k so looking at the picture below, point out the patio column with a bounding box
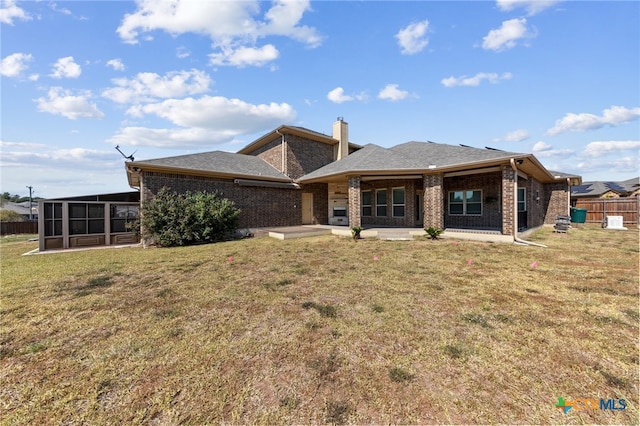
[347,175,361,228]
[423,173,444,229]
[502,165,516,236]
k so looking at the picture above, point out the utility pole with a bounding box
[26,185,33,221]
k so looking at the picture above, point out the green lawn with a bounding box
[1,226,638,424]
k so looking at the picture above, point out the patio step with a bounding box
[267,226,332,240]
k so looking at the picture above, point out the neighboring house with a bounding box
[571,177,640,199]
[124,118,581,242]
[0,200,38,220]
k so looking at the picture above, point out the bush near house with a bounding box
[0,210,24,222]
[140,188,240,247]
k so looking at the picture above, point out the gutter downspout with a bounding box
[276,129,285,175]
[510,158,547,248]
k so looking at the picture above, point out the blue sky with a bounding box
[1,0,638,199]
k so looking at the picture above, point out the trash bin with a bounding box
[570,207,587,223]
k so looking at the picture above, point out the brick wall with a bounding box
[443,172,503,231]
[251,139,283,174]
[301,183,329,224]
[423,174,444,230]
[285,134,335,179]
[142,171,301,228]
[501,166,515,235]
[544,182,569,224]
[360,179,418,227]
[525,177,546,228]
[245,134,334,179]
[347,176,361,227]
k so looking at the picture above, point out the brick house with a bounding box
[125,118,581,241]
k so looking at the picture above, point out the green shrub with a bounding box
[425,226,443,240]
[351,226,363,240]
[140,188,240,247]
[0,210,24,222]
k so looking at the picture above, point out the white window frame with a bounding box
[392,187,405,217]
[449,189,482,216]
[376,189,387,217]
[361,190,372,217]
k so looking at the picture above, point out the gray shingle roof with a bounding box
[298,141,525,181]
[132,151,291,181]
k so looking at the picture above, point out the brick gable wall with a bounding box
[244,134,335,180]
[251,139,283,174]
[285,135,334,179]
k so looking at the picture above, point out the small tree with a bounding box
[140,188,240,247]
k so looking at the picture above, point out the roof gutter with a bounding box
[510,158,546,248]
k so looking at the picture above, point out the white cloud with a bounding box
[377,84,410,101]
[531,141,574,157]
[0,52,32,77]
[117,0,321,67]
[0,0,31,25]
[261,0,322,47]
[496,128,529,142]
[0,140,47,150]
[106,58,125,71]
[106,127,239,149]
[327,87,350,104]
[130,96,295,129]
[532,141,552,152]
[0,145,117,168]
[547,106,640,135]
[102,69,211,104]
[209,44,279,68]
[441,72,512,88]
[395,20,429,55]
[583,140,640,157]
[35,87,105,120]
[496,0,561,16]
[49,2,72,16]
[327,87,366,104]
[177,47,191,59]
[50,56,82,79]
[482,18,535,51]
[109,95,296,148]
[574,156,639,175]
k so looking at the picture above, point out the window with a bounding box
[392,187,405,217]
[518,188,526,212]
[44,202,63,236]
[69,203,104,235]
[361,191,372,216]
[449,190,482,215]
[111,205,139,233]
[376,189,387,217]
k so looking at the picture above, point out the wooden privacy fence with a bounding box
[1,221,38,235]
[574,197,639,225]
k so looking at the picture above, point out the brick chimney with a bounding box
[333,117,349,161]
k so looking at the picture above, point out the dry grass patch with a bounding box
[0,226,638,424]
